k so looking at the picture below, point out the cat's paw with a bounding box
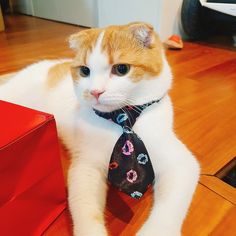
[73,223,108,236]
[137,224,181,236]
[137,229,181,236]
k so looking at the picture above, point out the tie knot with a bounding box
[94,100,160,128]
[115,110,136,128]
[94,107,139,128]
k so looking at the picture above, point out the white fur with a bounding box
[0,32,200,236]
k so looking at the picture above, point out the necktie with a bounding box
[94,100,160,199]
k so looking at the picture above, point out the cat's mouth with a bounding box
[91,94,127,112]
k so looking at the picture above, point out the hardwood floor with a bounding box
[0,14,84,75]
[1,14,235,236]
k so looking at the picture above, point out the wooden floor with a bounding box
[1,14,236,236]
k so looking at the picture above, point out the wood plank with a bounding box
[209,207,236,236]
[173,104,236,174]
[170,74,236,174]
[171,76,236,114]
[169,42,236,174]
[44,183,235,236]
[200,175,236,205]
[188,58,236,82]
[106,186,153,236]
[182,184,234,236]
[167,45,236,77]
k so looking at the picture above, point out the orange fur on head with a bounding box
[47,61,71,88]
[69,28,102,65]
[69,22,163,82]
[69,28,102,82]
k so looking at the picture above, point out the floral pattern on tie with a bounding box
[122,140,134,155]
[109,161,119,170]
[137,153,149,165]
[131,191,143,199]
[126,169,138,183]
[116,113,129,124]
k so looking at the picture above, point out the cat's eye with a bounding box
[79,66,90,77]
[112,64,130,76]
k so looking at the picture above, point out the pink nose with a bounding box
[90,90,104,100]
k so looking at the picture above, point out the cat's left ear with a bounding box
[128,22,155,48]
[68,31,87,51]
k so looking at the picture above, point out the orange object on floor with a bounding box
[164,34,183,49]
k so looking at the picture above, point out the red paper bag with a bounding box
[0,100,67,236]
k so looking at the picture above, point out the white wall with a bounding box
[12,0,98,27]
[159,0,184,39]
[98,0,183,40]
[98,0,162,32]
[56,0,98,27]
[32,0,97,27]
[11,0,34,15]
[32,0,58,20]
[11,0,184,39]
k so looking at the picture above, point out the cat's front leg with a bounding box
[68,153,108,236]
[137,139,200,236]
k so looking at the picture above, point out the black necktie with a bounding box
[94,100,160,199]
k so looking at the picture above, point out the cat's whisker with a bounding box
[122,100,142,114]
[111,93,137,111]
[123,103,141,115]
[126,97,155,112]
[121,107,133,127]
[119,101,141,126]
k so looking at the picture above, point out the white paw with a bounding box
[73,223,108,236]
[137,224,181,236]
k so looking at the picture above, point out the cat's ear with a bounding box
[68,31,87,51]
[128,22,155,48]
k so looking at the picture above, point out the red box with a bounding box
[0,100,67,235]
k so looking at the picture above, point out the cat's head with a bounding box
[69,22,172,112]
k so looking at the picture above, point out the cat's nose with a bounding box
[90,90,105,100]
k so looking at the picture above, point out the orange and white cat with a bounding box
[0,22,200,236]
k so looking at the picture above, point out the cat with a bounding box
[0,22,200,236]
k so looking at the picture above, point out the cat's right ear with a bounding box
[68,31,87,51]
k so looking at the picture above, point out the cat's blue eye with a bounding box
[112,64,130,76]
[79,66,90,77]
